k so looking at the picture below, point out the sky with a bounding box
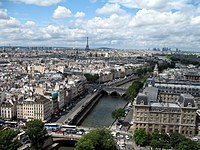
[0,0,200,51]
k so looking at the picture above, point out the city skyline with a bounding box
[1,0,200,51]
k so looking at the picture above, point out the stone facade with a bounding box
[133,87,197,136]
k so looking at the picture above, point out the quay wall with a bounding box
[69,93,102,125]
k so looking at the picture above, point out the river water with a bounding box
[81,95,127,128]
[58,80,133,149]
[58,95,127,150]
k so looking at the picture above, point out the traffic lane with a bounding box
[56,93,93,123]
[124,108,133,123]
[57,92,99,124]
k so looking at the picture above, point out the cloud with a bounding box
[191,16,200,25]
[96,3,125,14]
[109,0,196,12]
[53,6,72,18]
[1,2,200,50]
[0,9,9,19]
[74,11,85,18]
[10,0,62,6]
[25,21,36,27]
[129,9,187,27]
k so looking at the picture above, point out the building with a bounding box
[184,71,200,81]
[0,101,16,120]
[133,87,197,136]
[17,94,52,122]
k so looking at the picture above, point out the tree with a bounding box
[178,139,199,150]
[169,132,186,149]
[25,119,47,150]
[150,139,161,149]
[75,128,116,150]
[76,139,95,150]
[151,131,170,149]
[84,73,99,83]
[133,128,151,147]
[125,80,143,100]
[0,128,21,150]
[112,108,125,120]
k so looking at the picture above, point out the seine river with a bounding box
[81,95,127,127]
[58,80,133,149]
[59,95,127,150]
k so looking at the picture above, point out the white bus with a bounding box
[44,123,59,130]
[60,124,77,130]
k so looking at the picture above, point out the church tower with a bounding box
[153,64,159,77]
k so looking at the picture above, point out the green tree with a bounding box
[25,119,47,150]
[178,139,199,150]
[151,131,170,149]
[84,73,99,83]
[169,132,186,149]
[112,108,125,120]
[133,128,151,147]
[150,139,161,149]
[0,128,21,150]
[125,80,143,100]
[75,128,116,150]
[76,139,95,150]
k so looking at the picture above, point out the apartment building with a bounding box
[17,94,52,122]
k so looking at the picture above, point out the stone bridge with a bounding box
[101,86,127,96]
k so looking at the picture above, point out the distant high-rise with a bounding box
[85,37,90,51]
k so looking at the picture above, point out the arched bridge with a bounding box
[101,86,127,96]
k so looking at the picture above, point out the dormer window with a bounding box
[141,100,144,105]
[188,102,191,107]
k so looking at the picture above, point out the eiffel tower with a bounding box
[85,37,90,51]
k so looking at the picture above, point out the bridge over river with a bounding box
[56,75,138,126]
[101,86,127,96]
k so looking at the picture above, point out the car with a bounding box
[120,134,124,138]
[192,137,199,142]
[76,131,83,135]
[125,135,130,140]
[121,143,125,147]
[129,121,133,125]
[57,129,65,133]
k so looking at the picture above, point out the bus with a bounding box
[4,121,18,128]
[60,124,77,133]
[60,124,77,130]
[44,123,59,130]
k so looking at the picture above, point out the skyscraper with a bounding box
[85,37,90,51]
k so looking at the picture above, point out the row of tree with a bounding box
[125,80,143,100]
[112,108,125,120]
[167,54,200,66]
[134,128,200,150]
[158,62,175,72]
[135,66,153,77]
